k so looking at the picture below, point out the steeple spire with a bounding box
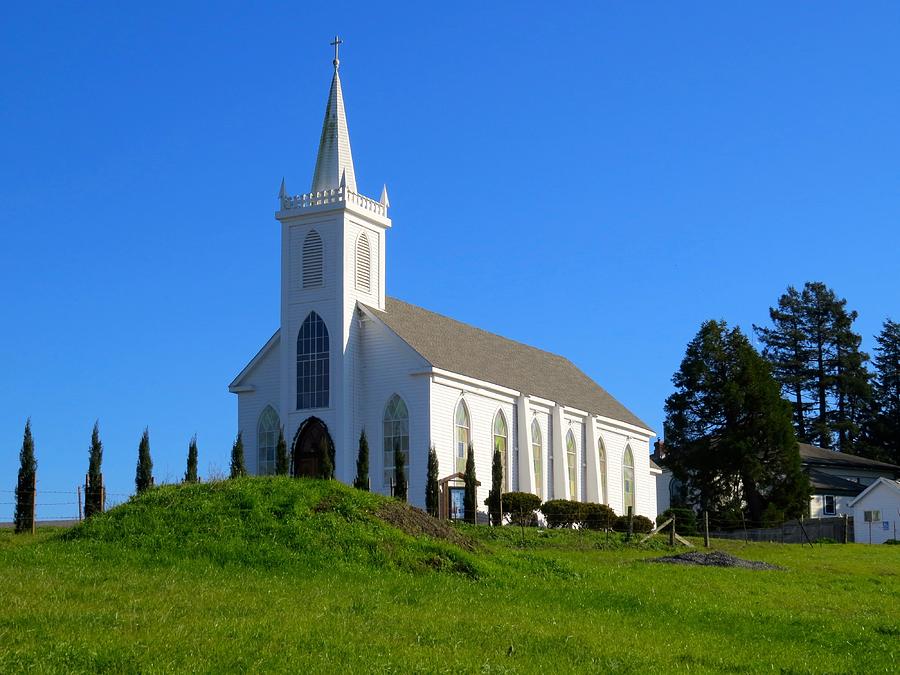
[311,36,357,194]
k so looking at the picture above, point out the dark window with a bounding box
[824,495,836,516]
[297,312,329,409]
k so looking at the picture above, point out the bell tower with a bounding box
[275,37,391,480]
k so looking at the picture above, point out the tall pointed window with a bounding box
[355,232,371,292]
[383,394,409,492]
[257,406,280,476]
[297,311,329,409]
[566,430,577,500]
[493,411,509,491]
[302,230,324,288]
[531,419,543,499]
[455,400,470,473]
[623,446,635,513]
[598,437,607,504]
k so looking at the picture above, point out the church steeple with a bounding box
[311,36,357,194]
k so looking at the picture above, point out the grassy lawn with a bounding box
[0,479,897,673]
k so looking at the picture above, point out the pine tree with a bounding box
[85,421,104,516]
[275,427,289,476]
[14,419,36,534]
[869,319,900,464]
[463,443,477,524]
[425,445,439,517]
[354,430,369,490]
[230,431,246,478]
[135,428,154,494]
[665,320,809,523]
[486,447,503,526]
[184,435,199,483]
[394,442,407,501]
[317,434,334,479]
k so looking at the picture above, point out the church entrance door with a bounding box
[292,417,332,478]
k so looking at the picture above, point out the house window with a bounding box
[383,394,409,492]
[302,230,324,288]
[355,232,371,292]
[257,406,280,476]
[823,495,836,516]
[493,411,509,492]
[296,311,329,409]
[531,419,542,499]
[863,510,881,522]
[623,445,635,513]
[455,399,470,473]
[566,430,577,500]
[598,437,607,504]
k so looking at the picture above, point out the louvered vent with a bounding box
[302,230,324,288]
[355,232,371,293]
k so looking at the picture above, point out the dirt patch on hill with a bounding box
[376,501,474,551]
[649,550,781,570]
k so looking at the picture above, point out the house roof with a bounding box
[229,330,280,390]
[367,297,651,431]
[806,468,865,496]
[848,476,900,508]
[798,443,900,473]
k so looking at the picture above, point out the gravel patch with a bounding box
[648,550,781,570]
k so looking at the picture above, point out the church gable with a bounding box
[229,330,280,392]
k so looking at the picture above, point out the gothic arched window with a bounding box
[623,446,635,513]
[383,394,409,492]
[355,232,371,293]
[257,405,280,476]
[493,410,509,491]
[455,400,470,473]
[598,437,608,504]
[566,430,577,500]
[302,229,324,288]
[296,311,329,409]
[531,419,543,499]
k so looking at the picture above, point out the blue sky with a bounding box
[2,2,898,519]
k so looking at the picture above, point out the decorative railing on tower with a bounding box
[280,186,387,218]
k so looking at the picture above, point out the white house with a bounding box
[850,478,900,545]
[229,45,657,520]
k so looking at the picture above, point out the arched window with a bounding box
[493,411,509,492]
[296,311,329,409]
[383,394,409,492]
[623,446,635,514]
[531,419,543,499]
[598,437,608,504]
[566,430,577,500]
[355,232,371,293]
[257,406,280,476]
[302,230,324,288]
[455,399,470,473]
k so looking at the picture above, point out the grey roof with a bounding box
[368,297,651,431]
[806,468,865,496]
[799,443,900,473]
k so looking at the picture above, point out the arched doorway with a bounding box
[292,417,334,478]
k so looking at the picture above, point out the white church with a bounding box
[229,44,658,520]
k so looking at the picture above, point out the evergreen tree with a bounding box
[14,419,36,534]
[184,435,199,483]
[229,431,246,479]
[135,428,154,494]
[394,442,407,501]
[354,430,369,490]
[85,421,104,516]
[486,447,503,526]
[463,443,477,524]
[869,319,900,464]
[425,445,439,517]
[665,320,809,523]
[275,427,289,476]
[317,434,334,479]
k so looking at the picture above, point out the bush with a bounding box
[884,539,900,545]
[657,507,698,536]
[613,514,653,534]
[501,492,542,526]
[814,537,838,544]
[541,499,583,528]
[581,503,617,530]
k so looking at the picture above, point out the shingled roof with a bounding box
[798,443,900,473]
[367,297,651,431]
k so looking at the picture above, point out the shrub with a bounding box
[353,430,369,490]
[502,492,541,526]
[814,537,838,544]
[884,539,900,545]
[425,446,439,517]
[614,514,653,534]
[541,499,582,528]
[582,503,617,530]
[657,507,698,536]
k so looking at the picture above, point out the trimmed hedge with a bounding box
[656,507,698,536]
[501,492,542,526]
[540,500,583,528]
[581,503,618,530]
[613,514,654,534]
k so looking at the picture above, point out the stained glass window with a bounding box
[623,446,635,513]
[296,312,329,409]
[493,411,508,491]
[257,406,280,476]
[566,430,577,500]
[383,394,409,491]
[455,400,470,473]
[531,419,542,499]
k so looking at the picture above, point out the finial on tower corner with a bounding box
[330,35,343,70]
[379,184,390,208]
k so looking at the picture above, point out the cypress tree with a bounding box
[394,442,407,501]
[135,428,154,494]
[425,445,439,517]
[354,430,369,489]
[184,435,199,483]
[14,419,36,534]
[230,431,246,479]
[486,447,502,525]
[85,421,103,516]
[317,434,334,480]
[870,319,900,464]
[275,427,289,476]
[463,443,477,524]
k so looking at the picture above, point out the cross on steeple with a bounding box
[330,35,343,70]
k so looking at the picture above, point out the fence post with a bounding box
[100,473,106,513]
[842,514,849,544]
[669,513,676,547]
[77,485,83,521]
[703,511,710,548]
[626,506,633,542]
[30,472,36,535]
